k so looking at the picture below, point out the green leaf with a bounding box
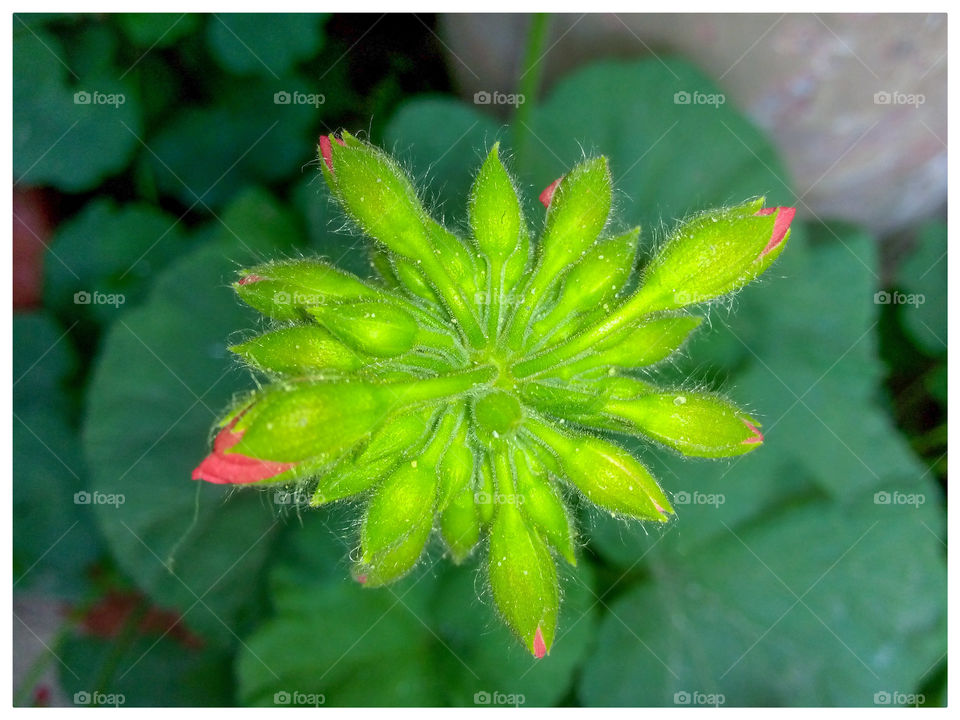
[14,312,101,599]
[206,13,327,77]
[43,198,188,324]
[237,517,445,706]
[13,24,143,190]
[116,13,200,48]
[896,219,946,355]
[82,190,300,644]
[579,497,946,705]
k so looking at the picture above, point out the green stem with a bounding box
[390,364,496,404]
[418,252,487,348]
[492,444,518,496]
[487,259,504,341]
[514,13,551,167]
[512,285,658,378]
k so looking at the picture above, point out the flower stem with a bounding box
[390,364,496,404]
[512,285,658,378]
[514,13,551,168]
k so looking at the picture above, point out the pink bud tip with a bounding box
[192,415,297,484]
[237,274,264,286]
[319,135,334,173]
[741,418,764,444]
[652,500,666,514]
[533,626,547,659]
[539,177,563,208]
[355,574,368,585]
[755,206,796,258]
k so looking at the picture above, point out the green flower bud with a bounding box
[230,325,364,376]
[604,392,764,458]
[469,143,524,263]
[537,157,612,280]
[513,449,576,565]
[235,259,378,321]
[311,407,437,505]
[488,502,559,659]
[308,301,420,358]
[550,315,702,380]
[437,408,474,511]
[525,418,673,522]
[440,481,481,563]
[532,227,639,341]
[357,409,459,585]
[321,131,431,260]
[638,200,795,311]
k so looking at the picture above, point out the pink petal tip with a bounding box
[533,626,547,659]
[355,574,367,585]
[192,416,297,485]
[539,177,563,208]
[755,206,796,258]
[237,274,264,286]
[741,418,764,445]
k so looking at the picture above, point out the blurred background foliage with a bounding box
[13,12,946,707]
